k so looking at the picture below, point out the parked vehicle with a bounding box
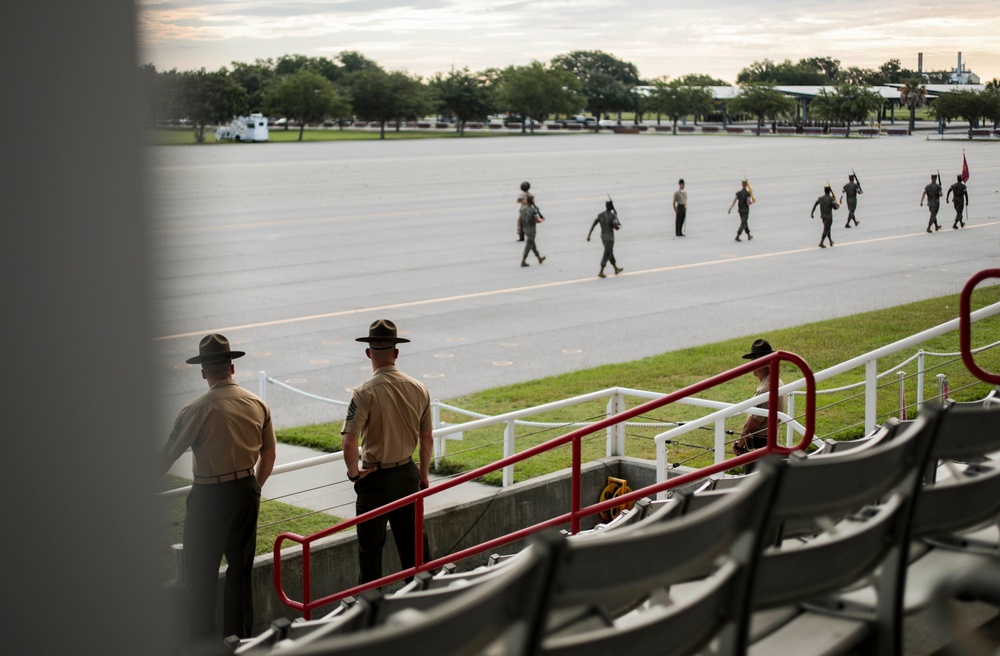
[215,114,269,142]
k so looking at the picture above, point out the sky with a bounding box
[138,0,1000,84]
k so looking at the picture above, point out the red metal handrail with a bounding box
[960,268,1000,385]
[274,350,816,619]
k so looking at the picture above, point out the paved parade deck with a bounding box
[151,133,999,509]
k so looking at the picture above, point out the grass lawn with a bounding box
[160,474,345,575]
[274,286,1000,486]
[147,126,565,146]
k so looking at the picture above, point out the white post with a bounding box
[259,371,268,402]
[785,394,796,447]
[656,442,669,501]
[916,351,925,412]
[865,359,878,435]
[503,420,516,487]
[897,371,907,421]
[936,374,949,406]
[606,391,625,457]
[714,418,726,463]
[432,401,443,471]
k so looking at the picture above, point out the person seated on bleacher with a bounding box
[734,339,786,472]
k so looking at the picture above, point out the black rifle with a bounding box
[607,195,621,226]
[852,168,863,193]
[528,195,544,220]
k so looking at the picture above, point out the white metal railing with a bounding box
[159,300,1000,500]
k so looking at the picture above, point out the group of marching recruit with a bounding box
[515,157,973,270]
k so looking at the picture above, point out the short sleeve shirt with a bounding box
[164,379,276,478]
[950,182,967,204]
[736,189,751,213]
[816,194,837,220]
[673,189,688,208]
[519,204,538,234]
[342,365,432,465]
[925,183,942,206]
[594,210,619,241]
[843,181,860,201]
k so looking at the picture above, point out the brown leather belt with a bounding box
[363,456,412,470]
[194,468,255,484]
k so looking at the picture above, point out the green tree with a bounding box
[551,50,640,129]
[728,83,796,134]
[647,79,714,134]
[737,57,839,86]
[899,79,926,134]
[273,55,341,83]
[265,70,350,141]
[496,62,582,133]
[876,58,917,84]
[809,84,883,137]
[349,68,431,139]
[932,89,999,138]
[229,59,276,113]
[676,73,729,87]
[177,68,248,143]
[840,66,883,86]
[337,51,381,75]
[430,67,494,136]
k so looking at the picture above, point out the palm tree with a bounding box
[899,79,926,134]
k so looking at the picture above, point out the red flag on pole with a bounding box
[961,153,970,182]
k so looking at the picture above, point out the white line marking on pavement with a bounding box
[154,221,1000,341]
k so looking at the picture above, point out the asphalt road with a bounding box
[149,131,1000,443]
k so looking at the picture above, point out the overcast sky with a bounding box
[138,0,999,84]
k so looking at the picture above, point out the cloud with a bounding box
[137,0,1000,81]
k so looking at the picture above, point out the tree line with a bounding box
[140,52,1000,142]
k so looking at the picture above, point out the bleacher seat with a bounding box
[830,403,1000,626]
[539,460,782,656]
[744,411,941,655]
[271,539,558,655]
[236,599,373,654]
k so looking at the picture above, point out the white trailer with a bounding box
[215,113,269,142]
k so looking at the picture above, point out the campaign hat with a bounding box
[185,333,245,365]
[742,339,775,360]
[356,319,410,344]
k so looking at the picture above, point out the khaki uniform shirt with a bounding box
[750,374,787,440]
[164,379,276,478]
[342,365,432,466]
[673,189,687,208]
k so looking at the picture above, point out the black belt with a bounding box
[363,456,412,470]
[194,468,255,484]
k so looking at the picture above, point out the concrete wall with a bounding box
[170,456,702,635]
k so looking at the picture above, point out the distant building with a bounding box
[948,52,980,85]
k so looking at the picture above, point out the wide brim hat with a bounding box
[356,319,410,344]
[742,338,774,360]
[186,333,246,365]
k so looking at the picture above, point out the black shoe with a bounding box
[819,243,826,248]
[735,236,741,242]
[538,255,546,264]
[521,261,529,267]
[614,266,623,275]
[748,234,753,240]
[961,221,966,227]
[598,270,606,278]
[935,224,941,231]
[927,228,932,233]
[845,224,852,228]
